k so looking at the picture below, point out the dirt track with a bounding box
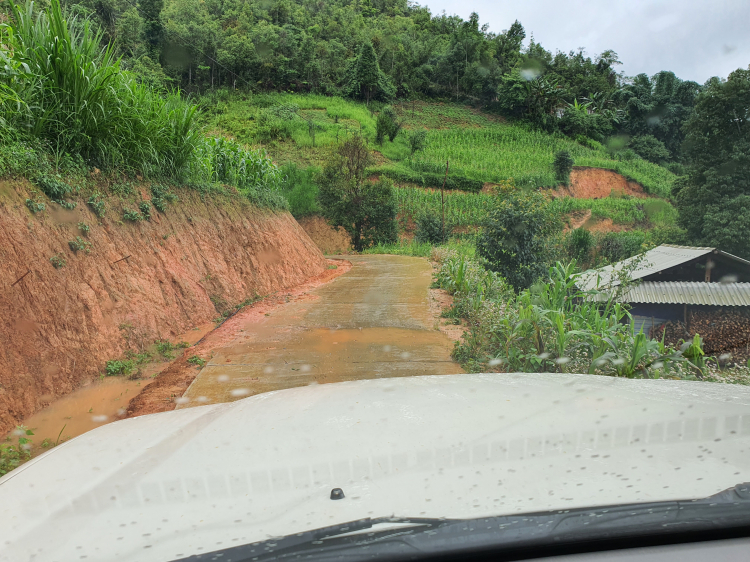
[173,255,464,410]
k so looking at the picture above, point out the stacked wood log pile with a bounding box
[651,307,750,364]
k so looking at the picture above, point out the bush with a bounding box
[49,253,66,269]
[25,198,45,213]
[78,222,90,236]
[35,174,71,200]
[407,129,428,155]
[552,150,574,185]
[629,135,671,164]
[87,195,106,217]
[415,213,450,245]
[68,236,91,254]
[375,167,483,193]
[150,184,177,213]
[122,208,143,221]
[596,231,647,262]
[105,359,135,376]
[477,189,560,292]
[187,355,206,367]
[567,227,594,264]
[139,201,151,220]
[375,106,400,145]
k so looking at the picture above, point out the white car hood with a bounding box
[2,373,750,562]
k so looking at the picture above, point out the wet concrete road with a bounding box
[181,255,463,406]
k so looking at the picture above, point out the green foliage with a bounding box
[343,41,395,105]
[318,136,397,251]
[187,355,206,367]
[567,228,594,263]
[139,201,152,220]
[68,236,91,254]
[477,189,561,292]
[25,198,46,213]
[155,339,175,359]
[49,253,66,269]
[629,135,671,164]
[77,222,90,236]
[0,0,201,177]
[362,239,433,257]
[279,163,320,217]
[407,129,428,155]
[415,213,450,245]
[105,359,135,376]
[552,150,574,185]
[394,186,489,228]
[87,194,106,217]
[375,106,401,145]
[597,231,647,262]
[150,184,177,213]
[0,427,34,476]
[673,68,750,258]
[122,207,143,222]
[35,174,71,200]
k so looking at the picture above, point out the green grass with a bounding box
[550,195,678,227]
[200,93,676,198]
[394,186,492,228]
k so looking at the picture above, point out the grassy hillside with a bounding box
[198,92,676,198]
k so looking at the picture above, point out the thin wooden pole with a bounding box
[441,160,449,236]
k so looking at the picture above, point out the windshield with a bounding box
[1,0,749,561]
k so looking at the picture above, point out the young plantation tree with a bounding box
[343,41,395,105]
[477,189,560,292]
[673,68,750,258]
[318,136,397,251]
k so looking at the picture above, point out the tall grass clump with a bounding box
[0,0,202,176]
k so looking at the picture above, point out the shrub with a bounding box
[105,359,135,376]
[87,194,106,217]
[375,106,400,145]
[187,355,206,367]
[122,207,143,221]
[407,129,428,155]
[415,213,450,245]
[477,189,561,292]
[35,174,71,200]
[68,236,91,254]
[49,253,66,269]
[139,201,151,220]
[25,198,45,213]
[150,184,177,213]
[155,339,175,359]
[567,227,594,264]
[596,231,647,262]
[78,222,90,236]
[552,150,574,185]
[629,135,671,164]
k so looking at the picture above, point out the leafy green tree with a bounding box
[477,189,560,292]
[318,136,397,251]
[407,129,427,155]
[673,67,750,258]
[628,135,670,163]
[375,106,400,145]
[343,41,395,105]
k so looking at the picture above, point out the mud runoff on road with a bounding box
[179,255,463,409]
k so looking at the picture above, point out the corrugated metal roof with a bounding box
[577,245,750,292]
[621,281,750,306]
[576,245,714,291]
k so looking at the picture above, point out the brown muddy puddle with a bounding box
[8,322,216,450]
[10,377,143,452]
[180,326,462,407]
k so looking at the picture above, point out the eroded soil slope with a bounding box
[0,179,327,433]
[565,167,648,199]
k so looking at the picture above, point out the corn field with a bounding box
[394,186,492,227]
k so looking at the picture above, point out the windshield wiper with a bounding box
[176,483,750,562]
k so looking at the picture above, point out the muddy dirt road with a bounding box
[180,255,463,407]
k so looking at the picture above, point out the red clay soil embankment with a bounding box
[560,167,648,199]
[0,179,327,434]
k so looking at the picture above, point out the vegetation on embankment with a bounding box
[200,92,676,196]
[0,176,326,437]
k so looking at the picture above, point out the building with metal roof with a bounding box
[577,245,750,334]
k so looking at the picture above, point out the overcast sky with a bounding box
[422,0,749,84]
